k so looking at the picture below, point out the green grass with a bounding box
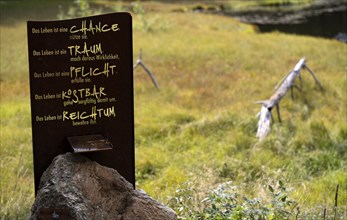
[0,100,33,219]
[1,1,346,219]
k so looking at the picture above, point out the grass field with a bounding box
[1,1,346,219]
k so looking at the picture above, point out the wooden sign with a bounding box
[27,13,134,193]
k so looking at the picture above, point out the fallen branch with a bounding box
[256,57,322,140]
[133,49,160,90]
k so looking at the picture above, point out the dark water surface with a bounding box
[256,9,347,39]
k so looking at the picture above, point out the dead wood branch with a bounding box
[256,57,322,140]
[133,49,160,90]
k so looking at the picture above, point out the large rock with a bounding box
[30,153,177,220]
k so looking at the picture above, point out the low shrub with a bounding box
[170,180,298,219]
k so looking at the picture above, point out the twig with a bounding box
[323,207,327,220]
[290,86,294,100]
[303,64,324,91]
[276,104,281,122]
[334,184,339,220]
[133,49,160,90]
[295,207,300,220]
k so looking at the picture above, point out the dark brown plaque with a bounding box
[67,134,113,153]
[27,13,134,193]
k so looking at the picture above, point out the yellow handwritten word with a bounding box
[68,42,102,57]
[62,85,106,103]
[70,20,119,35]
[70,62,116,78]
[62,106,116,121]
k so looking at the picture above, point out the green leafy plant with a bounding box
[169,184,199,219]
[267,180,297,219]
[170,181,298,220]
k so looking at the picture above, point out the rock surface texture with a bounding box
[30,153,177,220]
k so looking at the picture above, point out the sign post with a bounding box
[27,13,134,193]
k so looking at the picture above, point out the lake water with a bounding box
[256,9,347,39]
